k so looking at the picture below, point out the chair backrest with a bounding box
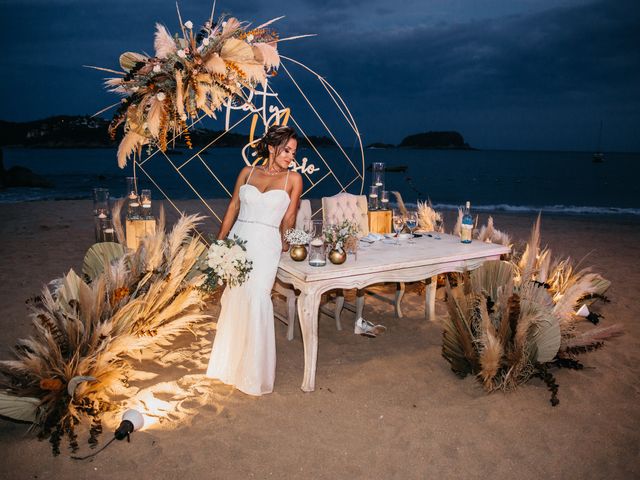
[322,193,369,236]
[295,199,312,230]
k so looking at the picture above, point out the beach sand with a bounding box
[0,200,639,480]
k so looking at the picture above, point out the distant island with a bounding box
[0,115,336,149]
[0,116,473,151]
[366,131,473,150]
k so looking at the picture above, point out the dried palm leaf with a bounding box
[119,52,148,72]
[82,242,126,282]
[252,43,280,70]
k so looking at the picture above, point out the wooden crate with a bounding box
[125,218,157,250]
[368,210,392,234]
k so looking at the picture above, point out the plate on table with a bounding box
[384,233,412,241]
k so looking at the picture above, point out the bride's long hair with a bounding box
[254,125,297,160]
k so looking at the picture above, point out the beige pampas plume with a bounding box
[416,200,443,232]
[477,216,512,247]
[117,131,146,168]
[146,97,164,138]
[154,23,177,59]
[453,208,463,237]
[391,191,407,215]
[111,199,126,245]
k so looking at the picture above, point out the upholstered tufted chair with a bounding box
[321,192,405,329]
[321,193,369,237]
[273,199,311,340]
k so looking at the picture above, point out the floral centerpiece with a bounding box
[323,219,358,252]
[284,228,311,261]
[284,228,311,246]
[93,9,287,167]
[201,236,253,292]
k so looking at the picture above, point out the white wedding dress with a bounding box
[206,168,290,395]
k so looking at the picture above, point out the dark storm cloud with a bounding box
[0,0,638,149]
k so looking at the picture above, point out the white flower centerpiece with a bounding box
[201,236,253,292]
[284,228,312,261]
[323,220,359,264]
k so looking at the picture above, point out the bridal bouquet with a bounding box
[201,236,253,292]
[323,220,359,251]
[284,228,311,245]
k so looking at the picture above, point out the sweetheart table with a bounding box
[276,234,510,392]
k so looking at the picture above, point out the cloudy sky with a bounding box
[1,0,638,151]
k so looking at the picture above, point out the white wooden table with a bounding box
[277,234,510,392]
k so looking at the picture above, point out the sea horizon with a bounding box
[1,146,638,216]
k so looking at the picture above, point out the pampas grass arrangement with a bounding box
[442,215,620,406]
[0,214,212,454]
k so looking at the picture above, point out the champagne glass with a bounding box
[405,211,418,244]
[392,213,404,246]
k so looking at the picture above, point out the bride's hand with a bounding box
[282,241,290,253]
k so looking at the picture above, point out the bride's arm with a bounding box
[217,166,251,240]
[280,172,303,251]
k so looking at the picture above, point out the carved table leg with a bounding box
[298,288,322,392]
[395,282,405,318]
[335,291,345,331]
[425,276,437,321]
[355,289,365,320]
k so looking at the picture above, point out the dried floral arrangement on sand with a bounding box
[0,212,250,454]
[442,216,620,405]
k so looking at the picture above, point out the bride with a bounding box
[206,125,302,395]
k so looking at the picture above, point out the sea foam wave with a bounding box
[404,202,640,216]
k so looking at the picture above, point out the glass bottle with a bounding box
[461,201,473,244]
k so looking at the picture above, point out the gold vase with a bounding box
[328,248,347,265]
[290,244,308,262]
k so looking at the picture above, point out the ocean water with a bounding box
[1,147,638,215]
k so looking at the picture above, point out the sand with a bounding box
[0,199,639,480]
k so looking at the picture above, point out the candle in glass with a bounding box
[380,190,390,210]
[368,185,379,211]
[140,189,152,218]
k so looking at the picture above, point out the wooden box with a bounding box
[367,210,392,234]
[125,218,157,250]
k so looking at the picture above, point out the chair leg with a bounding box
[425,276,437,321]
[395,282,405,318]
[335,291,344,331]
[286,293,296,341]
[355,289,365,319]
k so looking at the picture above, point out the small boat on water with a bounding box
[592,121,605,163]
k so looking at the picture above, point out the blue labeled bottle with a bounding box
[461,201,473,243]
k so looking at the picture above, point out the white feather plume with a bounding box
[154,23,177,59]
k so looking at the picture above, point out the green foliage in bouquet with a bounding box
[199,235,253,293]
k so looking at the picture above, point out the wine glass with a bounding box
[392,213,404,246]
[434,218,443,240]
[405,211,418,244]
